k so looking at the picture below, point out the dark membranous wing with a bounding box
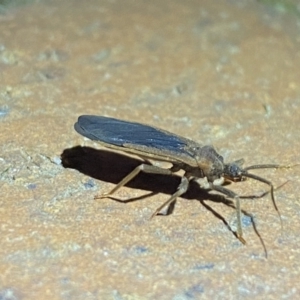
[74,115,199,165]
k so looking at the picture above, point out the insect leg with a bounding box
[210,184,246,244]
[95,164,174,199]
[150,176,190,218]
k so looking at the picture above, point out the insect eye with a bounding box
[225,163,242,178]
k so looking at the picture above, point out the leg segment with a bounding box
[210,184,246,244]
[95,164,174,199]
[150,176,190,218]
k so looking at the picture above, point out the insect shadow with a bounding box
[61,145,267,251]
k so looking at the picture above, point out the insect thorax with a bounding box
[192,145,225,182]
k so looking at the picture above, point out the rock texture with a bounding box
[1,0,300,299]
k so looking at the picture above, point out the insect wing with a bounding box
[74,115,197,165]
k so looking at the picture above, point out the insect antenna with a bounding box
[244,164,282,171]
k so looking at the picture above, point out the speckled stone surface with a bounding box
[1,0,300,299]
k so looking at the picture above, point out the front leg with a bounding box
[209,183,246,245]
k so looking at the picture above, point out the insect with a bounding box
[74,115,286,244]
